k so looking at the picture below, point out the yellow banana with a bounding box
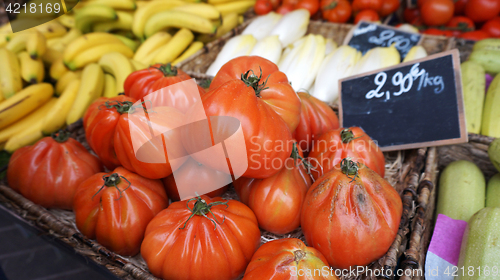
[66,63,104,125]
[56,71,82,95]
[130,59,148,70]
[132,0,187,39]
[238,15,244,24]
[63,32,123,63]
[6,30,46,58]
[66,43,133,70]
[197,12,238,43]
[41,80,82,135]
[93,11,134,32]
[208,0,247,4]
[60,28,83,45]
[5,121,45,153]
[152,28,194,64]
[214,0,256,15]
[144,11,216,38]
[50,58,69,82]
[0,48,23,99]
[41,46,63,65]
[103,74,117,97]
[85,0,136,10]
[0,98,57,143]
[133,31,171,62]
[171,3,221,20]
[75,5,118,33]
[98,52,134,94]
[136,1,150,9]
[173,41,204,65]
[114,34,140,52]
[58,14,76,28]
[18,52,45,84]
[35,21,67,39]
[0,83,54,129]
[142,48,162,65]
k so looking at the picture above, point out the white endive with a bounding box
[249,35,282,64]
[402,45,428,63]
[206,34,257,76]
[278,37,307,72]
[351,45,401,76]
[269,9,309,47]
[397,24,420,34]
[312,45,361,105]
[242,12,282,41]
[325,38,337,56]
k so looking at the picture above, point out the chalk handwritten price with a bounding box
[368,30,413,55]
[366,63,445,100]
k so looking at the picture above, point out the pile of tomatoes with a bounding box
[254,0,401,24]
[6,57,403,280]
[404,0,500,40]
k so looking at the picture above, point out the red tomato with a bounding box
[420,0,454,26]
[446,16,475,36]
[83,95,136,169]
[301,158,402,269]
[269,0,282,8]
[162,157,229,201]
[321,0,352,23]
[454,0,468,15]
[482,17,500,37]
[276,4,295,14]
[141,195,261,280]
[243,238,338,280]
[354,9,380,24]
[417,0,428,7]
[465,0,500,23]
[254,0,273,15]
[308,127,385,180]
[459,30,491,40]
[74,167,168,256]
[114,106,187,179]
[422,28,454,37]
[379,0,400,17]
[283,0,299,6]
[403,8,420,23]
[296,0,320,16]
[123,63,192,101]
[352,0,382,13]
[7,131,103,210]
[293,92,339,154]
[234,143,312,234]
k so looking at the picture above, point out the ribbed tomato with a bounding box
[83,95,136,169]
[114,106,187,179]
[321,0,352,23]
[482,17,500,37]
[162,157,229,201]
[420,0,454,26]
[308,127,385,180]
[208,56,301,132]
[7,131,103,210]
[379,0,400,17]
[301,158,402,268]
[352,0,382,13]
[141,195,261,280]
[293,92,339,154]
[354,9,380,24]
[465,0,500,23]
[243,238,338,280]
[74,167,168,256]
[234,143,312,234]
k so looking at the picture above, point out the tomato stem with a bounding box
[291,143,314,176]
[340,158,360,182]
[323,1,338,10]
[92,173,131,201]
[51,130,71,143]
[102,100,134,114]
[340,128,364,143]
[153,63,178,77]
[240,67,270,97]
[293,250,306,262]
[179,196,228,231]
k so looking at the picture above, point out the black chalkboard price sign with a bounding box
[339,49,468,152]
[343,21,422,60]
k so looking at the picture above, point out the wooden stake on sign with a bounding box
[338,49,468,152]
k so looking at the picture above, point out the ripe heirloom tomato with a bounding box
[83,95,136,169]
[301,158,402,269]
[293,92,339,154]
[403,8,420,23]
[482,17,500,37]
[352,0,382,13]
[209,56,301,132]
[141,195,261,280]
[7,131,103,210]
[254,0,273,15]
[162,157,229,201]
[296,0,320,16]
[459,30,491,40]
[465,0,500,23]
[354,9,380,24]
[243,238,339,280]
[379,0,400,17]
[420,0,454,26]
[308,127,385,180]
[321,0,352,23]
[114,106,187,179]
[74,167,168,256]
[234,143,312,234]
[422,28,453,37]
[270,0,282,8]
[277,4,295,14]
[454,0,467,15]
[446,16,475,36]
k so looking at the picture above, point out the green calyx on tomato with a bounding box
[92,173,131,200]
[102,100,134,114]
[323,1,337,10]
[340,158,360,182]
[291,142,313,175]
[153,63,178,77]
[51,130,71,143]
[340,128,358,143]
[240,68,270,97]
[179,196,229,230]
